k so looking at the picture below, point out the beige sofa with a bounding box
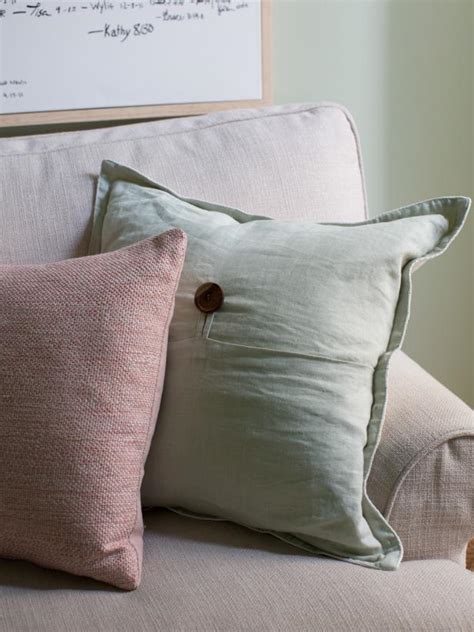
[0,103,472,631]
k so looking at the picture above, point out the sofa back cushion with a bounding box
[0,103,366,264]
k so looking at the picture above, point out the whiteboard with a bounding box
[0,0,269,125]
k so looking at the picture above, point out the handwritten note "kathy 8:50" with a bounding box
[1,0,262,118]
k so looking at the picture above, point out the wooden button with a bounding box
[194,283,224,313]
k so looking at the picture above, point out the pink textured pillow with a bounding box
[0,230,186,590]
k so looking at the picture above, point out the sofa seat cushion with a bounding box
[0,510,472,632]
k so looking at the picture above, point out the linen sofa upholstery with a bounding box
[369,351,474,566]
[0,511,472,632]
[0,103,472,630]
[0,103,366,265]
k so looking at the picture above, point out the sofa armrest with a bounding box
[367,350,474,565]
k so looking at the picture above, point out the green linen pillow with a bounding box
[90,160,470,571]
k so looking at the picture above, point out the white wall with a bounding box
[273,0,473,405]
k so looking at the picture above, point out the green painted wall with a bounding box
[274,0,472,405]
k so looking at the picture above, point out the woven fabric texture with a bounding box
[389,438,474,566]
[0,232,186,590]
[368,351,474,564]
[0,510,472,632]
[0,103,366,265]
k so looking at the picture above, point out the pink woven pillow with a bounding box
[0,231,186,590]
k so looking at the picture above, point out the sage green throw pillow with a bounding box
[90,160,470,571]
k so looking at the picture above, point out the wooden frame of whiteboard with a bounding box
[0,0,271,128]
